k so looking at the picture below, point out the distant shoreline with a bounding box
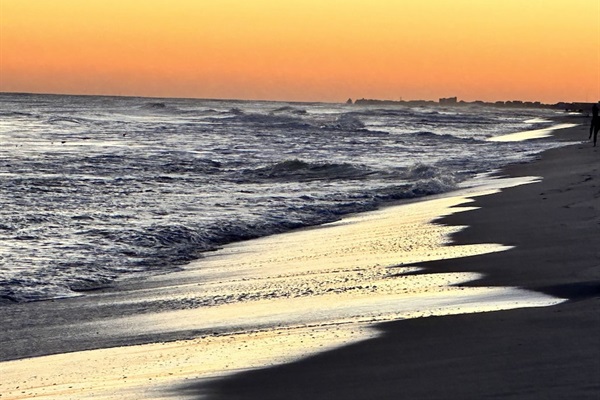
[351,97,596,112]
[1,91,596,112]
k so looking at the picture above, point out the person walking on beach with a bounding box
[591,102,599,147]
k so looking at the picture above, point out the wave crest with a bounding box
[244,159,374,182]
[405,131,484,144]
[320,114,366,131]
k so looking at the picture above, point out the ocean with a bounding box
[0,93,566,303]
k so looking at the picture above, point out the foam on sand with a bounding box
[0,176,565,400]
[488,123,577,142]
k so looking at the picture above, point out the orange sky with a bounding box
[1,0,599,103]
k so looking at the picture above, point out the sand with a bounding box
[0,120,598,399]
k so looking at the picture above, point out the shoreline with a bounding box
[0,120,598,398]
[0,171,562,360]
[0,176,555,362]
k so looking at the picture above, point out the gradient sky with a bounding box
[1,0,599,103]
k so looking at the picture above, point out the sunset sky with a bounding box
[1,0,599,103]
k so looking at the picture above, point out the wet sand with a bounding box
[0,121,598,399]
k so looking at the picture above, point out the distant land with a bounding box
[348,96,597,113]
[0,91,596,113]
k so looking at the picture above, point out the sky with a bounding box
[1,0,599,103]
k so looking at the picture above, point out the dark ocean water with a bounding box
[0,93,565,302]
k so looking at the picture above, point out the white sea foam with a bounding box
[487,123,578,142]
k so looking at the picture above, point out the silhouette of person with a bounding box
[591,103,600,147]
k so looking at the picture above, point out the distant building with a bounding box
[439,97,457,105]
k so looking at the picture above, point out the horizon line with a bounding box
[0,90,597,107]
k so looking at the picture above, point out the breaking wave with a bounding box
[216,111,370,133]
[270,106,308,115]
[47,116,91,125]
[242,159,375,182]
[320,114,366,131]
[404,131,485,144]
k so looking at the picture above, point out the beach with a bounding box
[196,122,600,399]
[0,121,598,399]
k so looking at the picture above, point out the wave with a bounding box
[47,116,91,125]
[228,107,245,115]
[373,163,460,201]
[139,102,198,116]
[320,113,366,131]
[140,101,168,110]
[159,158,222,175]
[0,111,36,118]
[217,111,313,130]
[401,162,458,181]
[241,159,375,182]
[403,131,485,144]
[215,111,371,133]
[0,278,85,303]
[270,106,308,115]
